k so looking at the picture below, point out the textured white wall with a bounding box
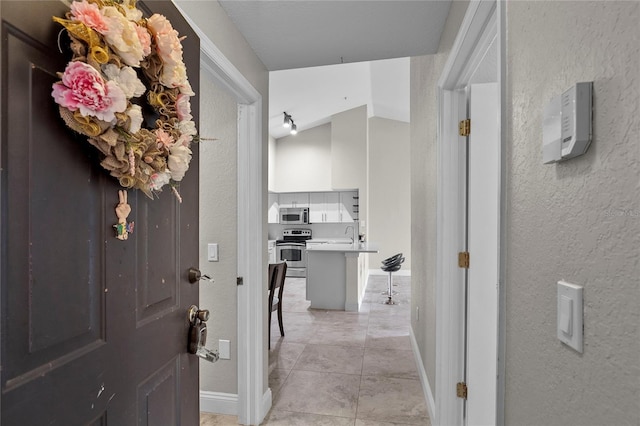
[410,0,469,399]
[504,2,639,424]
[273,123,332,192]
[198,76,238,394]
[368,117,411,268]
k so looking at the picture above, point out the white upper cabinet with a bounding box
[272,190,358,223]
[268,192,279,224]
[310,192,341,223]
[279,192,309,208]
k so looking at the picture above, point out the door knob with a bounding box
[188,305,210,324]
[188,267,214,284]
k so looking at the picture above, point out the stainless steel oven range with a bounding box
[276,229,312,277]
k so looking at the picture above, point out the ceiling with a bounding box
[217,0,453,139]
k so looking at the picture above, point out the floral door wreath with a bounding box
[51,0,197,201]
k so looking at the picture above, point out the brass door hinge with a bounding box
[456,382,468,399]
[458,251,470,269]
[459,119,471,136]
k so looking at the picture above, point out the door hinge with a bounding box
[456,382,468,399]
[236,276,244,286]
[459,119,471,136]
[458,251,470,269]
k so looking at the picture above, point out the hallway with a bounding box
[200,274,429,425]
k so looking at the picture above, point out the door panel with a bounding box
[1,1,200,424]
[137,358,180,426]
[466,82,499,425]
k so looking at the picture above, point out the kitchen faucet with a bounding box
[345,225,355,243]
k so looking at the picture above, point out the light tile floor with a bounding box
[200,275,429,426]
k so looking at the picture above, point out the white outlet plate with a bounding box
[219,339,230,359]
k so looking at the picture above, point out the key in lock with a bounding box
[187,305,220,363]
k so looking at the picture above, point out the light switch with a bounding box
[557,281,583,353]
[207,243,219,262]
[559,295,573,335]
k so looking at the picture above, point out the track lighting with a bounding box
[283,112,298,135]
[283,112,292,129]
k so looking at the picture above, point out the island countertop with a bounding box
[306,241,379,253]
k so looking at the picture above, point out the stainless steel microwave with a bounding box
[279,207,309,225]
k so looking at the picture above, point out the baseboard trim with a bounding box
[410,327,436,423]
[199,391,238,416]
[369,269,411,277]
[262,388,273,422]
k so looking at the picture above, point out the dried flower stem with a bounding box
[128,148,135,176]
[171,186,183,203]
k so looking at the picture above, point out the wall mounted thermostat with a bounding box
[543,82,593,164]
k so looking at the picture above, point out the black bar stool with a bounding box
[381,253,404,305]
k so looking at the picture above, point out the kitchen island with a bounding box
[305,241,379,311]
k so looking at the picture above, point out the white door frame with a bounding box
[435,1,505,425]
[176,7,268,425]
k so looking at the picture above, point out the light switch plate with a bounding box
[557,281,583,353]
[207,243,219,262]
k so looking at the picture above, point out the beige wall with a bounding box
[175,0,270,397]
[504,2,639,424]
[198,75,238,394]
[273,123,332,192]
[331,105,369,233]
[368,117,411,267]
[409,0,469,398]
[268,136,276,192]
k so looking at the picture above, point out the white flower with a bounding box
[149,171,171,191]
[126,105,143,134]
[103,64,145,98]
[180,80,195,96]
[102,7,145,67]
[121,0,143,21]
[177,120,197,137]
[168,144,192,181]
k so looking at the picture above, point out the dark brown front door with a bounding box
[0,1,200,424]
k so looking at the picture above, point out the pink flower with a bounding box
[147,14,188,88]
[52,61,126,123]
[155,128,175,150]
[175,94,192,121]
[136,25,152,57]
[70,0,109,34]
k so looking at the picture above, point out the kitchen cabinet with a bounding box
[309,192,341,223]
[268,192,279,224]
[340,191,359,222]
[306,242,379,311]
[278,192,309,208]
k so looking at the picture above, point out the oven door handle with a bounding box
[276,242,307,247]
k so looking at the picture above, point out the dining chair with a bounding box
[268,262,287,349]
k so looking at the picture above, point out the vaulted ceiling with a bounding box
[216,1,453,138]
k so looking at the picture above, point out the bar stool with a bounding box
[381,253,404,305]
